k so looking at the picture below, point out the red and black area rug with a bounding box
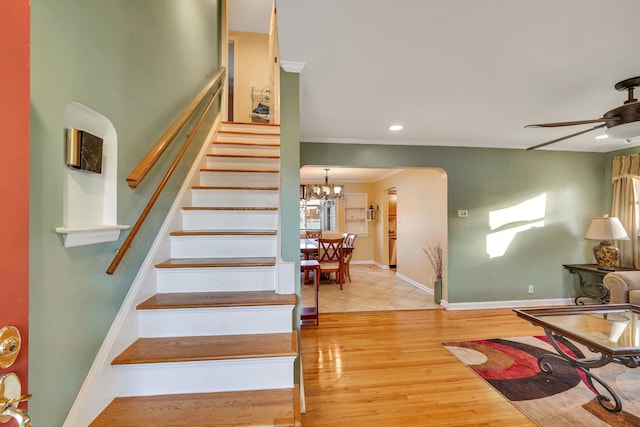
[443,336,640,426]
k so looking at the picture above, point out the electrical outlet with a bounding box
[528,285,534,294]
[458,210,468,217]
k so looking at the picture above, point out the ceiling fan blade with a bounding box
[525,118,618,128]
[526,124,606,150]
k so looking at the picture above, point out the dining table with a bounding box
[300,238,354,258]
[300,238,353,283]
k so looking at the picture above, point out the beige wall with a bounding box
[230,31,270,122]
[368,168,447,293]
[317,169,447,295]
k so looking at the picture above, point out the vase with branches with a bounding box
[423,245,442,278]
[423,244,443,303]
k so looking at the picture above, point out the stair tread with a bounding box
[169,230,277,236]
[113,331,298,365]
[155,257,276,268]
[90,388,297,427]
[192,185,279,191]
[138,291,297,310]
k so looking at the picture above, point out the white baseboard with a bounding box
[395,272,432,295]
[446,298,573,311]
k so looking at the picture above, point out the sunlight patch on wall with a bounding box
[487,193,547,258]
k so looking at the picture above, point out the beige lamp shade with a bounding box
[584,215,629,271]
[584,215,630,241]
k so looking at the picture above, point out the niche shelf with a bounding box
[344,193,367,235]
[55,102,129,248]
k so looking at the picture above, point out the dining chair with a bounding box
[305,230,322,240]
[343,234,357,282]
[304,230,322,261]
[317,237,343,290]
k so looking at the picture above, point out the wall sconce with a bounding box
[367,203,378,221]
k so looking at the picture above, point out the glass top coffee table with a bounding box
[514,304,640,412]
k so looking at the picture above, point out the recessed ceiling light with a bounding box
[595,134,609,140]
[389,125,403,131]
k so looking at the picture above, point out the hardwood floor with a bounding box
[300,309,541,426]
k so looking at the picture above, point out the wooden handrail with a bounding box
[126,67,227,188]
[107,79,224,275]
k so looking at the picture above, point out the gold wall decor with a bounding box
[65,128,103,174]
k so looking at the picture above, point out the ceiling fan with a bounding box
[526,76,640,150]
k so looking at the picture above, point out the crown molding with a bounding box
[280,61,306,73]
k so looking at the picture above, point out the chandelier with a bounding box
[304,168,343,200]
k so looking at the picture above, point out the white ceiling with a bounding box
[228,0,272,34]
[276,0,640,153]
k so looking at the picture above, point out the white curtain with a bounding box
[611,154,640,268]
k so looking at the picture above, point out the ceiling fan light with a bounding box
[606,121,640,140]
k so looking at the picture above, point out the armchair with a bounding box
[602,271,640,304]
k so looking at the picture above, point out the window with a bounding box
[300,199,337,231]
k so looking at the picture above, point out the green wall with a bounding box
[30,1,220,425]
[299,144,606,303]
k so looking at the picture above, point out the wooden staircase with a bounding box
[89,122,300,426]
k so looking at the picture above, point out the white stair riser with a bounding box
[170,235,277,258]
[114,358,295,397]
[215,134,279,144]
[209,144,280,157]
[181,210,278,230]
[199,171,279,187]
[205,156,279,171]
[138,306,294,337]
[220,123,279,134]
[191,189,279,207]
[155,266,277,293]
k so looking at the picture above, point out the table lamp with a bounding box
[584,215,630,271]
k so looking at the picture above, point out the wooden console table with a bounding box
[563,263,637,305]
